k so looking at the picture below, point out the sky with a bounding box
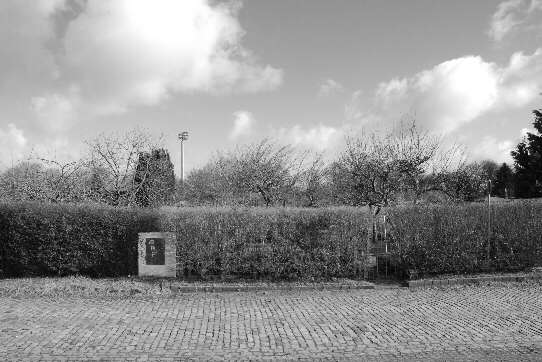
[1,0,542,175]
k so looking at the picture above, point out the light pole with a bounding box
[487,179,492,263]
[178,131,189,183]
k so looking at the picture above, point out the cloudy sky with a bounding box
[1,0,542,174]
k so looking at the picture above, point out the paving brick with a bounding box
[2,283,542,360]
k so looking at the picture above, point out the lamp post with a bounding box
[487,179,491,263]
[178,131,189,183]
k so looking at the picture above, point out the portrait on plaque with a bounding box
[145,238,165,265]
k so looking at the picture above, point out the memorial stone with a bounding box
[138,232,176,277]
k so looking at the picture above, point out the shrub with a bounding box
[0,202,159,277]
[2,200,540,280]
[387,201,542,277]
[0,202,369,280]
[159,207,369,280]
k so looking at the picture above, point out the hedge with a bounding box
[0,202,159,277]
[0,202,369,279]
[159,207,369,280]
[387,201,542,277]
[1,201,541,280]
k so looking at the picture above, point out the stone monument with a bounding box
[138,232,176,277]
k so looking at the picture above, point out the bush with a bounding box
[159,207,369,280]
[387,201,542,277]
[2,200,540,281]
[0,202,159,277]
[0,202,369,280]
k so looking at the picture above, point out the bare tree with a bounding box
[0,159,86,203]
[228,140,306,206]
[183,139,306,207]
[0,162,45,201]
[297,155,328,207]
[441,161,490,202]
[335,121,464,277]
[84,129,162,206]
[36,158,86,202]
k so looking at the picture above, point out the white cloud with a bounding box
[353,49,542,134]
[488,0,542,42]
[58,0,282,112]
[30,136,81,164]
[31,89,80,132]
[0,124,28,166]
[375,78,408,105]
[230,111,255,140]
[275,124,342,152]
[1,0,283,125]
[0,1,61,88]
[471,136,514,163]
[520,127,536,137]
[344,89,367,121]
[318,79,344,97]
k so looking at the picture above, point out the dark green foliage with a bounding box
[0,202,369,280]
[134,148,176,208]
[493,163,514,198]
[159,207,369,280]
[512,108,542,198]
[2,201,540,280]
[387,202,542,277]
[0,202,159,278]
[443,163,488,202]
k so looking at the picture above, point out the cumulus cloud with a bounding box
[344,89,369,122]
[0,1,61,87]
[520,126,537,138]
[471,136,514,163]
[488,0,542,41]
[375,78,408,106]
[275,124,342,152]
[31,89,80,132]
[318,79,344,97]
[1,0,283,124]
[0,124,28,166]
[230,111,255,140]
[59,0,282,111]
[350,49,542,134]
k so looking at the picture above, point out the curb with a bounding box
[169,282,375,293]
[408,273,542,290]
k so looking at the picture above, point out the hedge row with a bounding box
[388,201,542,277]
[0,202,369,279]
[1,201,541,280]
[159,207,369,280]
[0,202,158,277]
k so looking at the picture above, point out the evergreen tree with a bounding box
[134,149,176,207]
[493,163,514,198]
[511,108,542,198]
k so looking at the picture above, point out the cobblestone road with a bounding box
[2,283,542,361]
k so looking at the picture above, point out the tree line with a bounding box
[0,130,175,208]
[1,106,541,208]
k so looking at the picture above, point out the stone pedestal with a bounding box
[138,232,176,277]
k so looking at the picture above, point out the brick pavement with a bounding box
[1,283,542,361]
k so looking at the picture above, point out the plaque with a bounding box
[145,238,165,265]
[138,232,176,277]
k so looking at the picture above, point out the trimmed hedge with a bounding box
[159,207,369,280]
[0,202,369,279]
[387,201,542,277]
[0,202,158,277]
[1,201,541,280]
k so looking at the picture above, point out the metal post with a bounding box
[178,131,189,184]
[487,180,491,263]
[180,140,184,183]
